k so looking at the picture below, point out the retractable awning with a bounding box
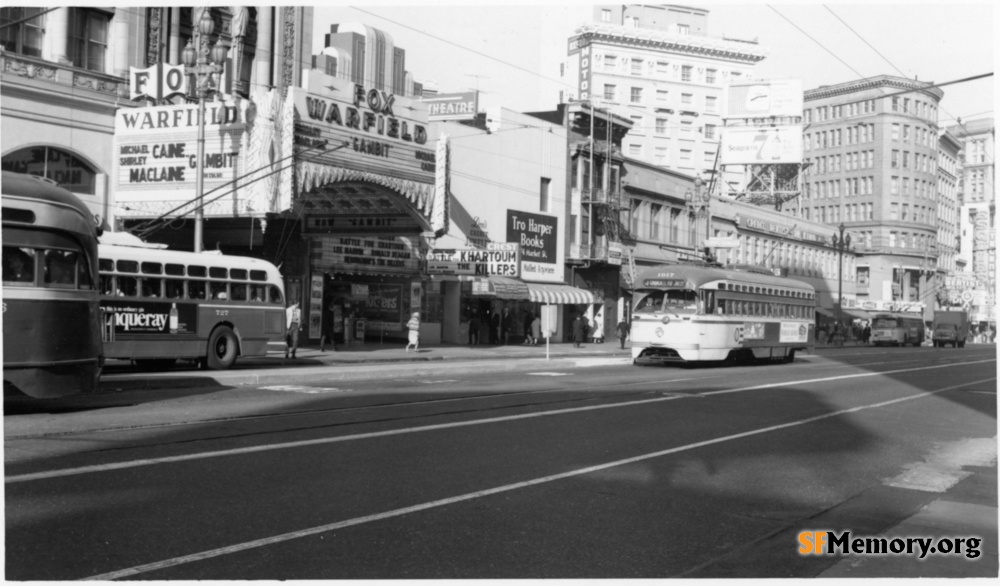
[525,283,598,305]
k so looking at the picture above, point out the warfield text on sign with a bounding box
[292,71,434,186]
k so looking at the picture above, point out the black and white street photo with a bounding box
[2,2,996,581]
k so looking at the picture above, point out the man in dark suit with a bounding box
[489,309,500,344]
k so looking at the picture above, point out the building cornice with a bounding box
[804,75,944,102]
[575,23,766,63]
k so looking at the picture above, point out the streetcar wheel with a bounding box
[134,358,176,371]
[206,326,239,370]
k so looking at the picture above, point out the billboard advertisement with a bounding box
[725,79,803,119]
[720,126,803,165]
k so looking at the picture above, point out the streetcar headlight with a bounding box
[661,316,670,324]
[655,327,664,338]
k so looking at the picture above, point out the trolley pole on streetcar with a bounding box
[831,223,852,326]
[182,9,228,253]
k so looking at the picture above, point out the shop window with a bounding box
[1,146,98,195]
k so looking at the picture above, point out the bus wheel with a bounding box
[134,358,176,371]
[207,326,239,370]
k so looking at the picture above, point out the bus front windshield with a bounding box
[634,289,699,314]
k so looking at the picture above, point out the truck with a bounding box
[931,310,969,348]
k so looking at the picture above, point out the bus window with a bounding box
[250,270,268,282]
[117,276,138,297]
[3,246,35,283]
[269,285,283,304]
[116,260,139,273]
[100,274,114,295]
[231,268,248,280]
[44,249,78,287]
[188,265,207,278]
[165,263,185,276]
[209,267,227,279]
[165,279,185,299]
[231,283,248,301]
[250,284,266,302]
[141,262,162,275]
[210,281,228,300]
[189,281,206,299]
[141,278,162,298]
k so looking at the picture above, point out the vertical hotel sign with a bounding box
[289,74,435,185]
[113,101,248,217]
[571,36,593,101]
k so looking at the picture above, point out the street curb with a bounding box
[96,354,627,393]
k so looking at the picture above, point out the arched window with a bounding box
[2,146,97,195]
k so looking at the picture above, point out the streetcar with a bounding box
[869,313,925,347]
[98,242,286,370]
[631,263,816,364]
[2,171,104,398]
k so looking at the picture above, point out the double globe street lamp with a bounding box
[831,223,852,326]
[182,9,228,253]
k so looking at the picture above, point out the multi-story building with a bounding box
[1,6,312,238]
[947,117,995,326]
[795,75,944,315]
[937,130,962,275]
[563,4,765,179]
[314,22,421,98]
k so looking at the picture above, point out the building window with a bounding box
[705,95,717,112]
[890,203,899,220]
[655,118,667,134]
[680,119,693,134]
[677,24,690,34]
[601,9,611,22]
[604,55,616,71]
[656,89,669,103]
[68,7,110,72]
[891,177,899,195]
[603,84,616,101]
[706,69,716,84]
[1,146,98,194]
[704,151,714,164]
[0,7,45,57]
[681,93,692,104]
[631,58,642,76]
[650,204,662,239]
[629,144,641,156]
[630,87,642,103]
[704,124,716,140]
[656,61,669,75]
[655,147,667,164]
[540,177,550,213]
[681,65,692,82]
[891,124,900,141]
[891,150,899,168]
[680,149,692,166]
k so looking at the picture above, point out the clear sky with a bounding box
[312,1,995,127]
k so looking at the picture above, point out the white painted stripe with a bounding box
[83,376,995,580]
[6,359,995,485]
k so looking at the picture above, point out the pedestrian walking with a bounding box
[405,311,420,352]
[592,314,605,344]
[531,313,542,344]
[320,298,337,352]
[617,318,630,349]
[285,302,301,359]
[572,313,585,348]
[522,312,535,345]
[468,310,481,345]
[862,323,871,345]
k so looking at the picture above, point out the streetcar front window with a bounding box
[634,289,698,314]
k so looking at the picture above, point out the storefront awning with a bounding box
[816,307,835,317]
[526,283,598,305]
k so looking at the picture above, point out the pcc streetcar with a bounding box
[2,171,104,397]
[630,263,816,364]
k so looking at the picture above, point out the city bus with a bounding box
[631,263,816,364]
[98,242,286,370]
[870,312,925,347]
[2,172,104,398]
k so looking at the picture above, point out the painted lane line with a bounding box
[83,376,996,581]
[527,372,573,376]
[6,359,994,485]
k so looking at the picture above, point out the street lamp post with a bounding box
[831,222,852,326]
[182,10,228,253]
[685,177,709,259]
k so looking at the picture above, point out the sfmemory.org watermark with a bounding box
[799,531,981,559]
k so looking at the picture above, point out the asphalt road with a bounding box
[4,346,997,579]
